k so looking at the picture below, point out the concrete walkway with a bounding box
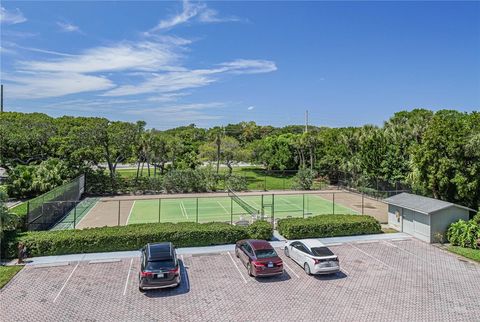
[8,232,411,267]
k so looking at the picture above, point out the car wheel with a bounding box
[304,263,311,275]
[284,247,290,258]
[247,262,253,277]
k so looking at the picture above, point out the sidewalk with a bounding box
[8,232,411,266]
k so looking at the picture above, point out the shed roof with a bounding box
[384,193,475,215]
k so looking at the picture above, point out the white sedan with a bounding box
[284,239,340,275]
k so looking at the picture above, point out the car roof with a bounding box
[295,239,325,249]
[146,242,174,261]
[246,239,273,250]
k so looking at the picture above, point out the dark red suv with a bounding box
[235,239,283,277]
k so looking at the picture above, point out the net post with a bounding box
[196,198,199,223]
[230,198,233,225]
[118,200,121,226]
[332,193,335,215]
[158,198,161,223]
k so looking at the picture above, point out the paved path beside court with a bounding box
[10,233,411,267]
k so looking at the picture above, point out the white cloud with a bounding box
[220,59,277,74]
[5,72,114,99]
[247,106,255,110]
[149,0,239,32]
[0,6,26,24]
[57,21,82,33]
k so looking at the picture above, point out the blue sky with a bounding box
[1,1,479,129]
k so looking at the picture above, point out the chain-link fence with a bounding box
[26,175,85,231]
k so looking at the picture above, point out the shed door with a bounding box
[402,209,415,235]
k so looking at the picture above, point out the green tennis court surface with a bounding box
[51,197,99,230]
[127,194,358,225]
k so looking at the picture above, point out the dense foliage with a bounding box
[447,219,480,249]
[4,220,272,258]
[277,214,381,239]
[1,109,479,209]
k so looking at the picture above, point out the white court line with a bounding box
[75,198,99,227]
[180,255,190,290]
[217,201,230,214]
[180,202,189,219]
[282,261,300,279]
[348,243,393,269]
[227,252,248,283]
[126,201,136,225]
[53,262,79,303]
[123,258,134,296]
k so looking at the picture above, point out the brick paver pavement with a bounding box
[1,239,479,321]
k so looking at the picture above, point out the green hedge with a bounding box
[277,214,381,239]
[5,220,273,258]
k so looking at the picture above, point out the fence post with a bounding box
[332,193,335,215]
[361,193,364,215]
[261,194,264,220]
[302,194,305,218]
[73,203,77,229]
[272,194,275,226]
[230,197,233,225]
[158,198,161,223]
[264,173,267,191]
[196,198,199,223]
[118,200,121,226]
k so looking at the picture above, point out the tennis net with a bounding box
[227,189,259,215]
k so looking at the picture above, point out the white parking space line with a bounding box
[282,261,300,279]
[53,262,79,303]
[180,255,190,290]
[227,252,248,284]
[348,243,393,269]
[88,259,121,264]
[126,201,135,225]
[123,258,134,296]
[340,267,350,275]
[384,241,430,263]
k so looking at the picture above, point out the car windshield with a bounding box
[255,249,277,259]
[311,247,334,257]
[146,259,175,270]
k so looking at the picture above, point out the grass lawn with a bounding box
[0,266,23,289]
[117,166,326,191]
[128,193,357,225]
[9,202,28,217]
[447,245,480,263]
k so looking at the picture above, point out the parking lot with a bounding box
[1,238,479,321]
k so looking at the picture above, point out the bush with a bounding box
[277,214,381,239]
[225,175,248,191]
[247,220,273,240]
[447,219,480,249]
[292,168,316,190]
[473,211,480,225]
[5,221,274,258]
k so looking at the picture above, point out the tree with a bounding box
[200,136,247,174]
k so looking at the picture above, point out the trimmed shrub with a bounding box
[5,221,274,258]
[247,220,273,240]
[277,214,381,240]
[225,175,248,191]
[292,168,316,190]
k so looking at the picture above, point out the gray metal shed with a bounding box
[384,193,474,243]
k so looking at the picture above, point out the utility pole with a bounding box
[1,85,3,113]
[304,109,308,133]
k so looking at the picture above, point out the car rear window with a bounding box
[146,260,175,270]
[311,247,334,257]
[255,249,277,259]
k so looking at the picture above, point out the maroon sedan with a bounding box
[235,239,283,277]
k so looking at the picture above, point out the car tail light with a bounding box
[169,267,180,275]
[252,261,265,267]
[313,259,320,265]
[140,271,154,278]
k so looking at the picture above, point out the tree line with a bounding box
[0,109,478,209]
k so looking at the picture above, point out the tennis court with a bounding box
[123,193,357,225]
